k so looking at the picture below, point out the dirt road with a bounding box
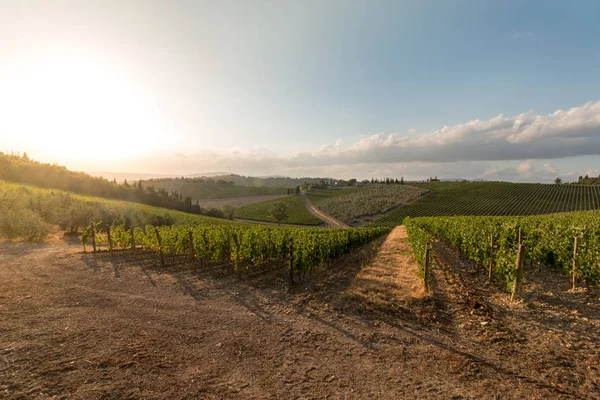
[300,192,349,228]
[1,229,599,399]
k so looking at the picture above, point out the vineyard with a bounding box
[375,181,600,226]
[307,184,426,224]
[82,223,390,278]
[405,210,600,289]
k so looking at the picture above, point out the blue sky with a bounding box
[1,0,600,181]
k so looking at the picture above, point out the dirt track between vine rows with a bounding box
[1,228,599,399]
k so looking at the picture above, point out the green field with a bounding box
[0,180,236,241]
[374,182,600,227]
[146,178,289,199]
[234,195,323,225]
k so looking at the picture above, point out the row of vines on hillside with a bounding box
[376,183,600,227]
[404,211,600,289]
[82,224,390,277]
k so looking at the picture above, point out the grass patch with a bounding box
[234,195,323,225]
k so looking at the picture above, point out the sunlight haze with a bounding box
[1,0,600,181]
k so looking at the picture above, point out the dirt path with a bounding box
[1,231,598,399]
[346,226,425,304]
[300,192,349,228]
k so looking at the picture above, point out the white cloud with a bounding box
[516,161,534,175]
[544,162,558,175]
[86,100,600,181]
[479,161,561,183]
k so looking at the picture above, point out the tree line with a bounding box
[0,153,229,219]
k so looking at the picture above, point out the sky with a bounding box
[1,0,600,182]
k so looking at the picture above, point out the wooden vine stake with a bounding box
[130,227,135,253]
[154,226,165,266]
[91,223,96,253]
[511,244,525,302]
[424,243,431,292]
[106,224,113,252]
[488,233,494,282]
[188,231,195,267]
[288,238,294,287]
[572,236,578,290]
[233,233,241,279]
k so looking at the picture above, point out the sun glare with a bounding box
[0,54,166,162]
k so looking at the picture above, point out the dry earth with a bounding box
[1,228,599,399]
[300,193,348,228]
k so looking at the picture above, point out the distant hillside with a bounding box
[145,177,290,199]
[88,171,175,182]
[192,174,335,188]
[144,175,338,200]
[0,153,227,219]
[184,172,230,178]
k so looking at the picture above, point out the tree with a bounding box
[295,186,300,195]
[400,176,404,185]
[555,177,562,184]
[348,178,357,186]
[269,201,289,225]
[221,202,235,220]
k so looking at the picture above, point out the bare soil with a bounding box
[301,193,348,228]
[1,228,599,399]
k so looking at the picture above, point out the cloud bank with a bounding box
[121,100,600,181]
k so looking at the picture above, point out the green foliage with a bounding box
[0,207,51,241]
[374,181,600,227]
[119,224,390,275]
[308,184,425,223]
[269,201,290,224]
[234,196,322,225]
[404,211,600,288]
[403,217,433,278]
[0,180,238,242]
[578,174,600,185]
[0,153,222,218]
[221,202,235,220]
